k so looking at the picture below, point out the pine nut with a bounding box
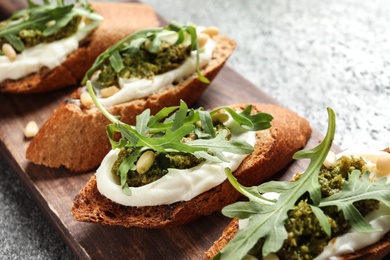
[376,154,390,173]
[2,43,17,61]
[24,121,39,138]
[195,120,202,128]
[144,40,151,50]
[46,20,56,27]
[197,33,210,48]
[100,86,120,98]
[201,27,220,37]
[323,151,336,168]
[136,150,156,174]
[80,92,94,108]
[211,113,229,124]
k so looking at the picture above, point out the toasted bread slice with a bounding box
[25,34,236,172]
[205,148,390,260]
[0,2,158,93]
[71,103,312,228]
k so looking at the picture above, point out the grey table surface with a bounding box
[1,0,390,259]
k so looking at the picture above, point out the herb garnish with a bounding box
[0,0,102,53]
[83,21,210,87]
[87,81,273,195]
[215,107,390,259]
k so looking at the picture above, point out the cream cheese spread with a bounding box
[96,117,256,207]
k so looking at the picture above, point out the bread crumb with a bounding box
[24,121,39,138]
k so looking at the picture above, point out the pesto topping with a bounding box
[97,43,191,88]
[318,154,368,197]
[112,148,206,187]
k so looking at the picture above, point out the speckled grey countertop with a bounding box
[1,0,389,259]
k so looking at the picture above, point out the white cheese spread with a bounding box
[0,21,93,82]
[96,117,256,207]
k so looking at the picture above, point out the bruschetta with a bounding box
[70,85,312,228]
[0,1,158,93]
[205,108,390,260]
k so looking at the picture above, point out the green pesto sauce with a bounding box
[97,43,191,88]
[112,148,205,187]
[251,155,380,260]
[0,15,81,52]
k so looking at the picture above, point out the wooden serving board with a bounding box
[0,3,331,260]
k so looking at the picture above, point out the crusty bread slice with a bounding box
[205,149,390,260]
[71,103,312,228]
[0,2,158,93]
[26,34,237,172]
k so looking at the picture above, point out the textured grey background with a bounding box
[1,0,389,259]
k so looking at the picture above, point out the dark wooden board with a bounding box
[0,2,332,259]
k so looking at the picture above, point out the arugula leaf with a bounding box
[216,107,336,259]
[109,49,125,73]
[223,168,276,206]
[147,105,181,128]
[4,34,24,52]
[291,107,335,205]
[27,0,40,8]
[41,5,74,36]
[135,109,150,136]
[117,123,138,147]
[199,110,215,137]
[212,106,274,131]
[309,205,331,236]
[171,100,188,132]
[118,147,142,195]
[188,131,254,162]
[148,107,199,133]
[135,126,200,153]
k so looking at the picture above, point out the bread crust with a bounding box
[205,218,239,259]
[70,103,312,228]
[26,34,237,172]
[0,2,158,93]
[204,149,390,260]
